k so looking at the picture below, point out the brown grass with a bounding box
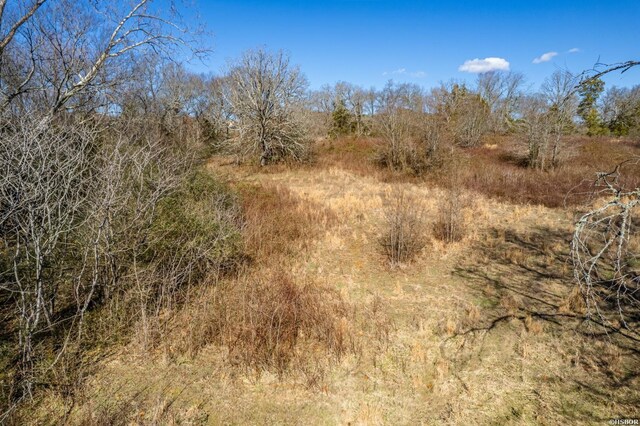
[165,268,352,374]
[239,183,337,262]
[20,144,640,425]
[221,270,351,372]
[157,183,351,374]
[312,135,640,208]
[462,136,640,207]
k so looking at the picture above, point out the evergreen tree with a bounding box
[577,77,606,136]
[330,99,354,137]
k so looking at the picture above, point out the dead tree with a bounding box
[571,160,640,333]
[570,60,640,333]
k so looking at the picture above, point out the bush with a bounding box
[223,270,350,371]
[379,190,427,264]
[126,170,245,350]
[161,185,349,373]
[433,186,470,243]
[149,170,244,282]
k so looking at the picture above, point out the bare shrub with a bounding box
[374,108,416,172]
[433,170,471,243]
[374,81,431,175]
[418,116,459,174]
[379,190,427,264]
[452,93,490,148]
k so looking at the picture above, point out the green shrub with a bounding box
[149,170,244,285]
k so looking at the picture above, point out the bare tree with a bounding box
[519,94,552,169]
[570,61,640,334]
[427,81,489,147]
[374,81,422,171]
[226,48,309,165]
[0,0,199,115]
[541,69,578,167]
[476,70,525,132]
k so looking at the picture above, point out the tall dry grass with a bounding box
[154,184,352,374]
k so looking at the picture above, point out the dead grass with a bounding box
[461,136,640,207]
[312,135,640,208]
[164,267,353,375]
[21,147,640,425]
[153,183,350,372]
[238,182,337,262]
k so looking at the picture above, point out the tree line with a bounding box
[158,49,640,171]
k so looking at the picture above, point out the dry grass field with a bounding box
[20,137,640,425]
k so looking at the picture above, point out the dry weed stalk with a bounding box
[433,168,471,244]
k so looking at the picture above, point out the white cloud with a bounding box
[458,57,510,73]
[382,68,426,78]
[568,47,580,53]
[382,68,406,76]
[532,51,558,64]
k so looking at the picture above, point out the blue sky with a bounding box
[181,0,640,91]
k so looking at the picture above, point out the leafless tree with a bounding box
[226,48,309,165]
[374,81,422,171]
[201,75,234,142]
[541,69,578,167]
[427,81,489,147]
[519,94,552,170]
[0,0,199,116]
[476,70,525,132]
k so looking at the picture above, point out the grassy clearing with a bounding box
[19,137,640,425]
